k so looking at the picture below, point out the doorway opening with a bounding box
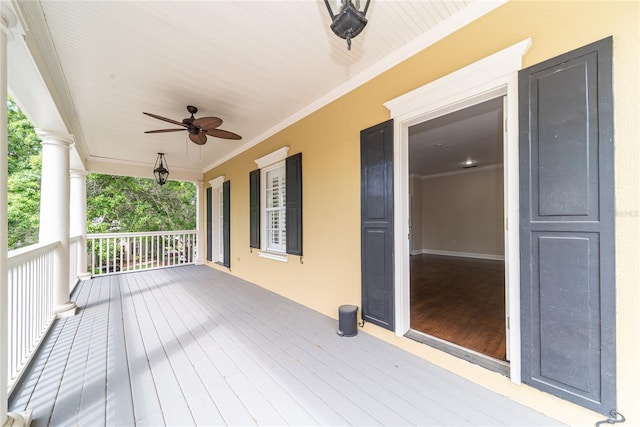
[407,97,507,370]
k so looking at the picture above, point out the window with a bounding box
[218,186,224,263]
[264,162,286,253]
[208,176,230,267]
[251,147,302,261]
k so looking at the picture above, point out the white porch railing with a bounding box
[87,230,197,276]
[7,241,57,393]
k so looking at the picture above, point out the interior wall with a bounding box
[417,166,504,258]
[202,1,639,424]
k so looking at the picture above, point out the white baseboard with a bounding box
[410,248,505,261]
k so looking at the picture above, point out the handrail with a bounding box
[87,230,196,239]
[7,241,58,269]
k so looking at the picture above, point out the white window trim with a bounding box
[209,176,225,189]
[254,147,289,262]
[258,251,288,262]
[254,146,289,169]
[384,38,531,385]
[209,175,225,264]
[217,186,224,264]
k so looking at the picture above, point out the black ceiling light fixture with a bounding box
[153,152,169,186]
[324,0,371,51]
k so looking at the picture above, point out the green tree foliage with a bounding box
[86,174,196,234]
[7,156,41,249]
[7,97,41,175]
[7,97,41,249]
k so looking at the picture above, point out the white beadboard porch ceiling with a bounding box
[22,0,504,180]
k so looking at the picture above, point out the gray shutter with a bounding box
[360,119,394,330]
[222,180,231,268]
[249,169,260,249]
[286,153,302,256]
[206,187,212,262]
[519,37,615,414]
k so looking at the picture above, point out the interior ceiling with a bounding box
[13,0,503,179]
[409,97,504,177]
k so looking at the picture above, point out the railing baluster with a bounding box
[99,238,103,275]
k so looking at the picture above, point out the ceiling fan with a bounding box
[143,105,242,145]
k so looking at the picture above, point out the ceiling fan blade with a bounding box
[143,112,186,127]
[189,132,207,145]
[206,128,242,140]
[193,117,223,130]
[144,129,187,134]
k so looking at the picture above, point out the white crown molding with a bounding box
[202,0,508,173]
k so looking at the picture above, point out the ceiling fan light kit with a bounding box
[324,0,370,50]
[143,105,242,146]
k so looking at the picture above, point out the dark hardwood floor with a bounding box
[410,254,506,361]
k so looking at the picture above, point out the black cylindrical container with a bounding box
[337,305,358,337]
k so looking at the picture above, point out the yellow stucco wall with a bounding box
[204,1,640,425]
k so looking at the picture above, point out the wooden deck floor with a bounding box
[10,265,564,426]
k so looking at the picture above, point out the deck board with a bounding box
[105,275,135,427]
[10,265,566,426]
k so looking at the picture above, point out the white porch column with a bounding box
[37,129,76,318]
[1,7,32,427]
[194,180,205,265]
[70,170,90,281]
[0,10,10,427]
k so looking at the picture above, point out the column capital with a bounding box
[0,8,17,42]
[36,129,74,148]
[195,180,204,189]
[70,169,89,179]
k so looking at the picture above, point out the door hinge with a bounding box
[408,233,410,240]
[507,316,510,330]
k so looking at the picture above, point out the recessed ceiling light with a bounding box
[462,159,477,169]
[432,142,446,148]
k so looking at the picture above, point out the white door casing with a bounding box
[384,38,532,384]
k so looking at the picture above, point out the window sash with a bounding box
[218,187,224,263]
[263,163,286,253]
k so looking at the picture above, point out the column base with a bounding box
[194,257,205,265]
[54,301,77,318]
[3,410,32,427]
[78,272,92,281]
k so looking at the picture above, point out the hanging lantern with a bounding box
[324,0,371,51]
[153,152,170,186]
